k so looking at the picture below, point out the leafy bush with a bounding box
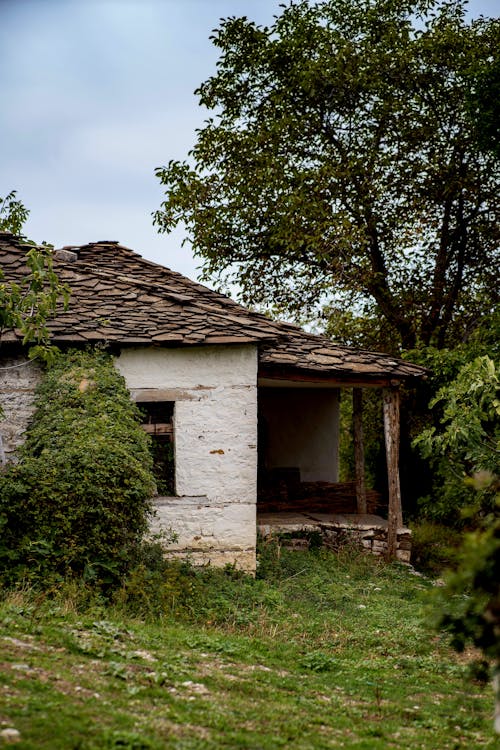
[0,349,156,587]
[414,356,499,524]
[432,489,500,734]
[413,356,499,731]
[410,522,463,577]
[434,498,500,662]
[113,536,198,619]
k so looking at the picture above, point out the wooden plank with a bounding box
[132,388,198,402]
[383,386,402,560]
[353,388,367,514]
[258,368,398,387]
[141,423,173,436]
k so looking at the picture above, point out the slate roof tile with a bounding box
[0,232,427,382]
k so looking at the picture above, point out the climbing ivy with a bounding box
[0,349,157,587]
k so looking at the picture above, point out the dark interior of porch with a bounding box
[256,383,411,561]
[256,384,387,517]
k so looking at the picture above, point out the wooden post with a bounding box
[383,386,402,560]
[353,388,367,514]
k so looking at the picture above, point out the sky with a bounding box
[1,0,498,284]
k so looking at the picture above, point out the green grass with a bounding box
[0,544,497,749]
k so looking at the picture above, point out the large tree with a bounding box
[155,0,500,351]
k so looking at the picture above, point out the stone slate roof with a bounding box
[0,232,427,382]
[258,335,424,381]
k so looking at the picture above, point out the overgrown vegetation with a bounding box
[0,545,496,749]
[433,491,500,734]
[0,349,156,587]
[413,358,500,731]
[414,355,499,524]
[409,522,463,578]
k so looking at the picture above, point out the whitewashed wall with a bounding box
[0,357,41,463]
[116,345,258,571]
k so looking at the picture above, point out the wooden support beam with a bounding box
[353,388,367,514]
[383,386,402,560]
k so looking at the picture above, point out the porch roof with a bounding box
[259,333,425,384]
[0,233,427,382]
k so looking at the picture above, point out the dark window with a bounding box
[138,401,175,495]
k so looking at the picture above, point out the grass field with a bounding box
[0,543,497,749]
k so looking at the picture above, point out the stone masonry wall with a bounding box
[0,356,41,463]
[116,345,259,572]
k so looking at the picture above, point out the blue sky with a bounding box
[1,0,498,281]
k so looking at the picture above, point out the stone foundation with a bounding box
[163,548,256,571]
[150,495,256,573]
[257,512,411,563]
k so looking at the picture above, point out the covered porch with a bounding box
[256,340,418,560]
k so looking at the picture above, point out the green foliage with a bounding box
[299,650,336,673]
[434,496,500,662]
[113,537,199,619]
[431,485,500,733]
[466,52,500,159]
[410,521,463,577]
[412,354,499,729]
[421,356,499,474]
[0,349,156,587]
[0,190,29,236]
[397,341,498,522]
[0,243,69,355]
[414,356,499,522]
[322,304,402,354]
[0,192,69,398]
[155,0,500,351]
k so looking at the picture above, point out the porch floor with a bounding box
[257,512,412,562]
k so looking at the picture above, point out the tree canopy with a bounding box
[155,0,500,351]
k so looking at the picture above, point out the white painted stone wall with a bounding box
[259,387,340,482]
[116,345,258,571]
[0,356,41,463]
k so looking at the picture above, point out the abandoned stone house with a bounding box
[0,231,427,571]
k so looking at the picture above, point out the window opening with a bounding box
[138,401,175,495]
